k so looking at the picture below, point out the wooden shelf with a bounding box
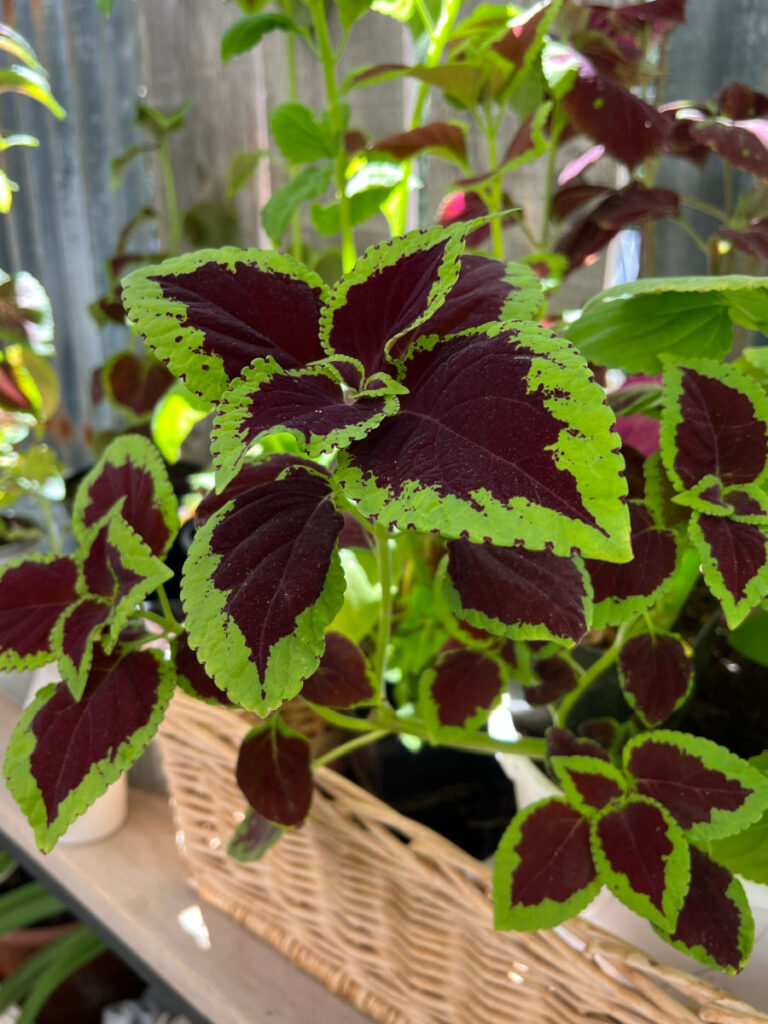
[0,696,369,1024]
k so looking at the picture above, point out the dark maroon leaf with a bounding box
[502,111,545,164]
[424,646,503,728]
[493,3,552,66]
[338,512,374,549]
[616,443,649,499]
[664,846,750,972]
[389,255,530,363]
[619,633,692,726]
[195,454,316,526]
[586,0,686,35]
[105,352,174,417]
[149,259,324,381]
[447,539,590,644]
[627,737,759,833]
[29,646,169,825]
[57,600,110,680]
[508,800,596,907]
[585,502,678,619]
[0,557,78,669]
[720,220,768,262]
[726,488,766,517]
[547,725,610,763]
[526,656,579,706]
[673,367,767,489]
[551,184,612,222]
[0,362,32,412]
[326,235,453,377]
[696,514,767,605]
[578,718,620,753]
[552,48,671,167]
[369,122,466,162]
[435,191,516,248]
[174,632,232,706]
[236,718,313,827]
[555,760,624,811]
[301,632,374,708]
[658,105,711,164]
[692,116,768,179]
[718,82,768,121]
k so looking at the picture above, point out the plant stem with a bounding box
[312,729,390,768]
[484,115,505,261]
[654,546,701,631]
[680,196,728,222]
[158,138,181,256]
[284,7,304,262]
[155,584,182,632]
[373,526,394,701]
[540,119,562,251]
[39,498,60,555]
[676,216,710,257]
[309,0,355,270]
[556,620,633,727]
[309,703,383,733]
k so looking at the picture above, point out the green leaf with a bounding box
[262,163,334,245]
[311,187,392,235]
[270,103,335,164]
[226,150,266,199]
[136,100,191,141]
[0,66,64,120]
[336,0,373,32]
[0,882,66,936]
[729,609,768,667]
[0,25,42,70]
[566,276,768,375]
[709,812,768,885]
[326,546,381,643]
[151,380,212,464]
[221,14,300,63]
[96,0,115,13]
[346,62,486,109]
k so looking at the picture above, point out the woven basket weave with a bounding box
[158,691,768,1024]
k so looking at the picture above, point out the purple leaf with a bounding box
[551,183,612,221]
[338,512,374,550]
[525,655,579,705]
[618,633,693,726]
[625,731,768,841]
[174,632,232,706]
[420,645,504,731]
[690,512,768,628]
[591,796,689,929]
[437,190,496,247]
[547,725,611,763]
[543,43,671,167]
[661,846,752,973]
[236,717,313,827]
[73,436,178,558]
[195,453,314,525]
[53,600,111,700]
[720,220,768,262]
[0,556,78,670]
[692,116,768,179]
[585,502,679,628]
[338,324,630,560]
[551,755,626,813]
[586,0,686,35]
[182,466,345,713]
[445,539,591,644]
[103,352,174,417]
[369,122,467,162]
[664,363,768,491]
[4,645,173,850]
[493,798,600,931]
[658,104,711,164]
[718,82,768,121]
[301,632,375,708]
[122,249,326,403]
[492,2,553,66]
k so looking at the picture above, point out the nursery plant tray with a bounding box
[0,695,369,1024]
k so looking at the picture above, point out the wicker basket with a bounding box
[158,691,768,1024]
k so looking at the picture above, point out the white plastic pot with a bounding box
[24,663,128,846]
[494,741,768,1010]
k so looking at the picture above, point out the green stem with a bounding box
[676,216,710,257]
[654,546,701,631]
[158,138,181,255]
[540,119,563,251]
[484,115,505,261]
[680,196,728,222]
[557,620,633,727]
[284,12,303,262]
[312,729,390,768]
[309,703,382,733]
[39,498,60,555]
[373,527,394,701]
[309,0,355,270]
[156,584,182,632]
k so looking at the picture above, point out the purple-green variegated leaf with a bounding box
[419,645,504,737]
[122,248,327,404]
[0,555,78,671]
[211,359,403,487]
[301,632,375,708]
[195,454,317,526]
[656,846,753,974]
[660,358,768,494]
[578,718,621,757]
[50,599,110,703]
[181,466,345,714]
[337,323,631,561]
[590,796,690,931]
[585,502,679,629]
[689,511,768,628]
[618,633,693,727]
[444,539,592,644]
[493,797,600,931]
[102,351,174,419]
[228,807,284,862]
[691,116,768,180]
[174,632,232,706]
[542,42,671,168]
[720,220,768,263]
[2,645,174,852]
[369,121,467,163]
[387,257,543,364]
[235,716,312,827]
[547,725,610,763]
[624,731,768,842]
[524,655,579,705]
[72,435,179,558]
[551,754,626,816]
[320,225,466,377]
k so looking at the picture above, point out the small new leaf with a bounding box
[235,716,312,827]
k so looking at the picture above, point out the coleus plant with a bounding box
[4,224,768,979]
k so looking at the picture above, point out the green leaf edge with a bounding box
[617,631,694,728]
[0,553,73,672]
[689,511,768,629]
[550,754,627,818]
